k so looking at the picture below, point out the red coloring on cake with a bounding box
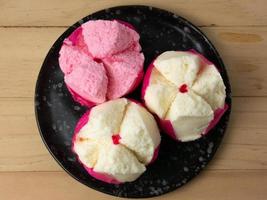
[93,58,102,63]
[179,84,188,93]
[112,134,121,145]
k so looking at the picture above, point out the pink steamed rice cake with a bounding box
[59,20,144,106]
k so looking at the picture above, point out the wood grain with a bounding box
[1,0,267,27]
[0,97,267,171]
[1,27,267,98]
[0,170,266,200]
[203,27,267,97]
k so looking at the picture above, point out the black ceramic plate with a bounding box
[35,5,231,198]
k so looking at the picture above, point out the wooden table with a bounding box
[1,0,267,199]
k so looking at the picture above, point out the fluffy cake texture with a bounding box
[64,52,108,104]
[82,20,139,58]
[142,50,228,142]
[103,48,144,99]
[59,20,144,106]
[72,98,161,183]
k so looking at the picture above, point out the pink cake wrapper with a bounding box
[63,20,143,107]
[203,103,229,135]
[66,26,91,56]
[72,110,91,153]
[72,110,121,184]
[188,49,213,66]
[141,60,156,100]
[128,98,145,107]
[85,167,121,184]
[158,104,228,141]
[72,99,160,184]
[149,145,160,164]
[142,50,228,141]
[68,26,82,46]
[158,118,178,140]
[189,49,229,135]
[66,85,96,108]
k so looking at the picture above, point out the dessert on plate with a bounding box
[59,20,144,107]
[142,50,228,142]
[72,98,161,183]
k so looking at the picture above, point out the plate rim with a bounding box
[34,5,232,198]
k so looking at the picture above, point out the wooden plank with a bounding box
[1,0,267,27]
[0,170,266,200]
[0,97,266,171]
[0,28,60,98]
[202,27,267,97]
[212,143,267,170]
[1,27,267,98]
[0,134,61,171]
